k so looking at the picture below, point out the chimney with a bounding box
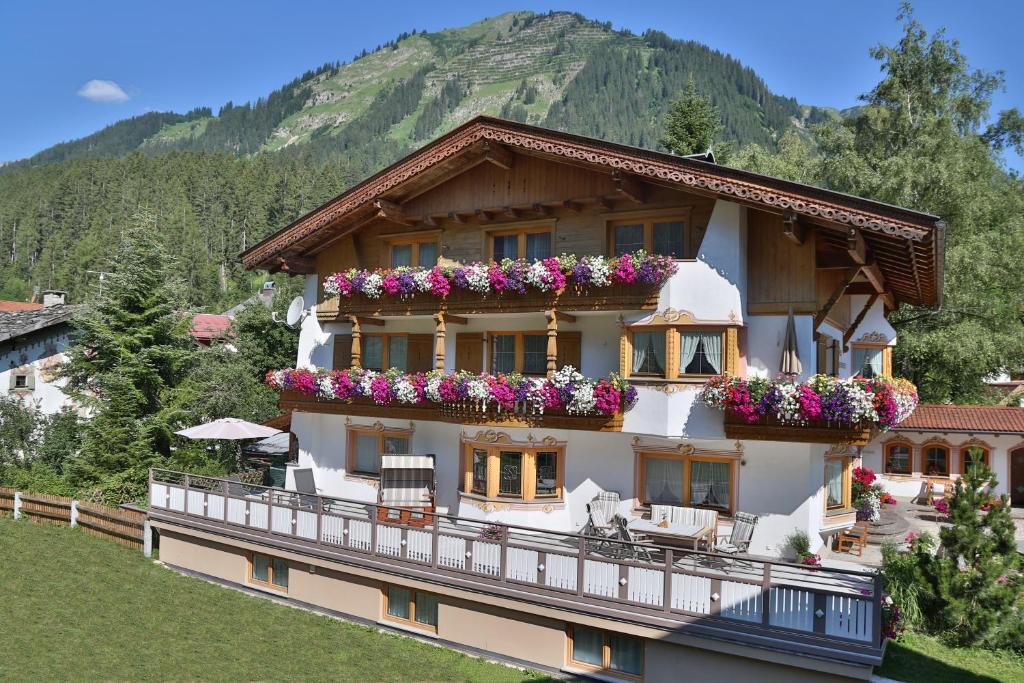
[259,281,276,307]
[42,290,66,307]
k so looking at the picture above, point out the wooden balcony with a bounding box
[149,469,885,667]
[279,390,624,431]
[316,283,660,320]
[723,413,875,446]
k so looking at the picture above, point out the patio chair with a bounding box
[377,454,436,527]
[837,521,869,556]
[291,468,321,509]
[580,503,618,553]
[714,512,758,555]
[590,491,621,521]
[613,516,654,562]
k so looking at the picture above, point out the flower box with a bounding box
[722,412,875,445]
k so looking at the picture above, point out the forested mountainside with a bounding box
[0,11,817,311]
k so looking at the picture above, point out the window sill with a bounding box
[344,472,381,485]
[824,506,856,519]
[459,491,564,508]
[626,377,708,386]
[246,582,289,598]
[379,619,438,638]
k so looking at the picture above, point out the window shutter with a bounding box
[406,334,434,373]
[556,331,582,371]
[455,333,484,373]
[333,334,353,370]
[8,372,16,390]
[25,371,35,390]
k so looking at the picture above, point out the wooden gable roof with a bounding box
[241,116,944,307]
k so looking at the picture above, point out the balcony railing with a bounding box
[723,413,875,445]
[278,390,624,431]
[317,282,661,319]
[148,468,885,666]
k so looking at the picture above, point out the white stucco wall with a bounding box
[0,325,79,415]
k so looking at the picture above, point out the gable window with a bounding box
[248,552,289,592]
[383,584,439,632]
[461,441,564,501]
[851,344,891,379]
[13,374,29,389]
[347,426,411,477]
[609,214,688,259]
[824,455,853,512]
[626,327,728,380]
[385,233,440,268]
[923,444,950,477]
[637,451,735,513]
[567,626,644,680]
[489,332,549,375]
[885,443,912,475]
[488,227,551,261]
[961,445,989,473]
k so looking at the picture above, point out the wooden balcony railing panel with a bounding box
[278,391,624,432]
[148,469,884,665]
[722,413,875,446]
[316,283,661,320]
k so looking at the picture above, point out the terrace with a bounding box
[148,469,885,667]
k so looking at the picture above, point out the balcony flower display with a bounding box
[321,252,677,300]
[265,366,636,417]
[698,374,918,429]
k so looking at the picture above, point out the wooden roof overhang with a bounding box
[242,116,944,307]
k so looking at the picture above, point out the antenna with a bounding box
[282,296,306,328]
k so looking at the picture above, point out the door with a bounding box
[1012,448,1024,506]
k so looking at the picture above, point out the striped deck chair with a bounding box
[378,454,436,527]
[714,512,758,555]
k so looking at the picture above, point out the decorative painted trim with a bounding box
[855,331,889,344]
[628,438,741,460]
[628,308,742,327]
[458,492,565,513]
[345,418,415,435]
[242,118,938,269]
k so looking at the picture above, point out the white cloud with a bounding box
[77,79,130,103]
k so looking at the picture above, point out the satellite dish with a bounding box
[285,296,306,328]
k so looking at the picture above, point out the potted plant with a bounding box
[786,530,821,566]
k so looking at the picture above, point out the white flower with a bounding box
[361,273,383,299]
[525,261,551,291]
[566,381,596,414]
[582,256,611,287]
[467,377,489,402]
[316,375,335,400]
[323,277,340,297]
[395,378,417,404]
[425,375,443,402]
[359,371,378,398]
[551,365,583,388]
[462,264,490,294]
[413,270,433,293]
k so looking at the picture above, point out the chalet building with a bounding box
[0,291,82,415]
[149,117,943,681]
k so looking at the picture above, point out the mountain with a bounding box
[0,11,812,309]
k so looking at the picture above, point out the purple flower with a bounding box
[453,268,470,290]
[397,271,416,295]
[572,261,593,286]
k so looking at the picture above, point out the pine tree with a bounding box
[660,77,723,156]
[918,460,1022,646]
[63,212,197,499]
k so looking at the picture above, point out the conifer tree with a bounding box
[917,459,1022,646]
[63,212,197,498]
[660,77,723,156]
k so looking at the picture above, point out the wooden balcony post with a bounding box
[348,315,362,368]
[433,312,446,371]
[545,309,558,378]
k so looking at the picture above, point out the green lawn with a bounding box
[0,517,551,682]
[879,631,1024,683]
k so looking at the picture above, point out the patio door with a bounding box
[1012,448,1024,507]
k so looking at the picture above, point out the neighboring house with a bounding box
[863,404,1024,505]
[189,313,233,346]
[0,291,82,414]
[149,117,944,681]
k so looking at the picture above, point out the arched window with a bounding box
[884,442,912,475]
[960,445,990,474]
[923,444,951,477]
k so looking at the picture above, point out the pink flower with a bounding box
[594,381,621,415]
[488,263,508,291]
[796,385,822,420]
[489,378,515,410]
[369,375,394,405]
[382,274,401,296]
[613,257,637,284]
[904,531,920,544]
[331,371,357,399]
[438,377,459,402]
[996,575,1009,584]
[541,383,563,410]
[933,499,949,515]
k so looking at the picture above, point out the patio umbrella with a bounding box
[176,418,282,440]
[780,307,802,376]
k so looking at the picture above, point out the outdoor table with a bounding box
[628,518,711,550]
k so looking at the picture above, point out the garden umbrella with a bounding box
[780,307,802,375]
[176,418,281,440]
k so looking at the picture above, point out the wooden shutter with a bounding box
[406,334,434,373]
[556,331,582,371]
[333,334,352,370]
[455,333,484,373]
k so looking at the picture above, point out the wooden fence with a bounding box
[5,489,149,552]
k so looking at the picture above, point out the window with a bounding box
[637,452,735,513]
[362,334,409,372]
[386,234,440,268]
[885,443,913,475]
[961,445,989,473]
[488,227,551,261]
[568,626,644,679]
[383,584,439,632]
[824,456,852,512]
[347,426,411,477]
[461,441,564,501]
[817,335,840,377]
[609,214,689,259]
[924,444,950,477]
[13,374,28,389]
[488,332,549,375]
[851,344,890,379]
[248,552,289,592]
[626,327,729,379]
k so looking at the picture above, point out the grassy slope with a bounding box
[0,517,550,682]
[879,632,1024,683]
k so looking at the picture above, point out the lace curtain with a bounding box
[645,457,683,505]
[690,460,730,509]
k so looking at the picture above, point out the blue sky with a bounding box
[1,1,1021,169]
